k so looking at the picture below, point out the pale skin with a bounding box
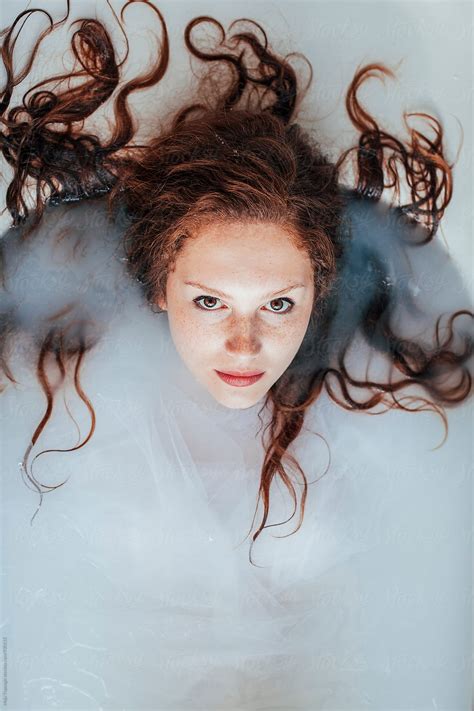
[157,220,315,409]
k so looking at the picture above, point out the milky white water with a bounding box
[0,189,471,709]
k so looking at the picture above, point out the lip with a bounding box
[219,370,264,377]
[215,370,265,387]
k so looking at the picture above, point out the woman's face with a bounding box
[156,220,315,409]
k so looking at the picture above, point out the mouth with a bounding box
[215,370,265,387]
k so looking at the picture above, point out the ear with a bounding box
[156,295,167,311]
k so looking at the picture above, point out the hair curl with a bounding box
[0,0,472,565]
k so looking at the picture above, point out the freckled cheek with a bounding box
[170,313,195,343]
[169,310,217,354]
[275,323,307,358]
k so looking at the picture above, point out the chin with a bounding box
[221,399,260,410]
[212,390,267,410]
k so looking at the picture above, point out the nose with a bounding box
[224,316,262,357]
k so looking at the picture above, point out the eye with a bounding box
[265,297,295,314]
[193,295,223,311]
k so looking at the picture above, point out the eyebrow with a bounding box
[184,281,306,300]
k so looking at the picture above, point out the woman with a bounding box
[1,1,472,708]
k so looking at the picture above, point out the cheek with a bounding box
[167,308,214,357]
[276,316,310,349]
[273,319,312,367]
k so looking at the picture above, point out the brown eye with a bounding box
[194,295,222,310]
[266,298,295,314]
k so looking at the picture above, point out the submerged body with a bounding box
[0,192,471,708]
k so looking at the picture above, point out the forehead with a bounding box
[175,220,311,277]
